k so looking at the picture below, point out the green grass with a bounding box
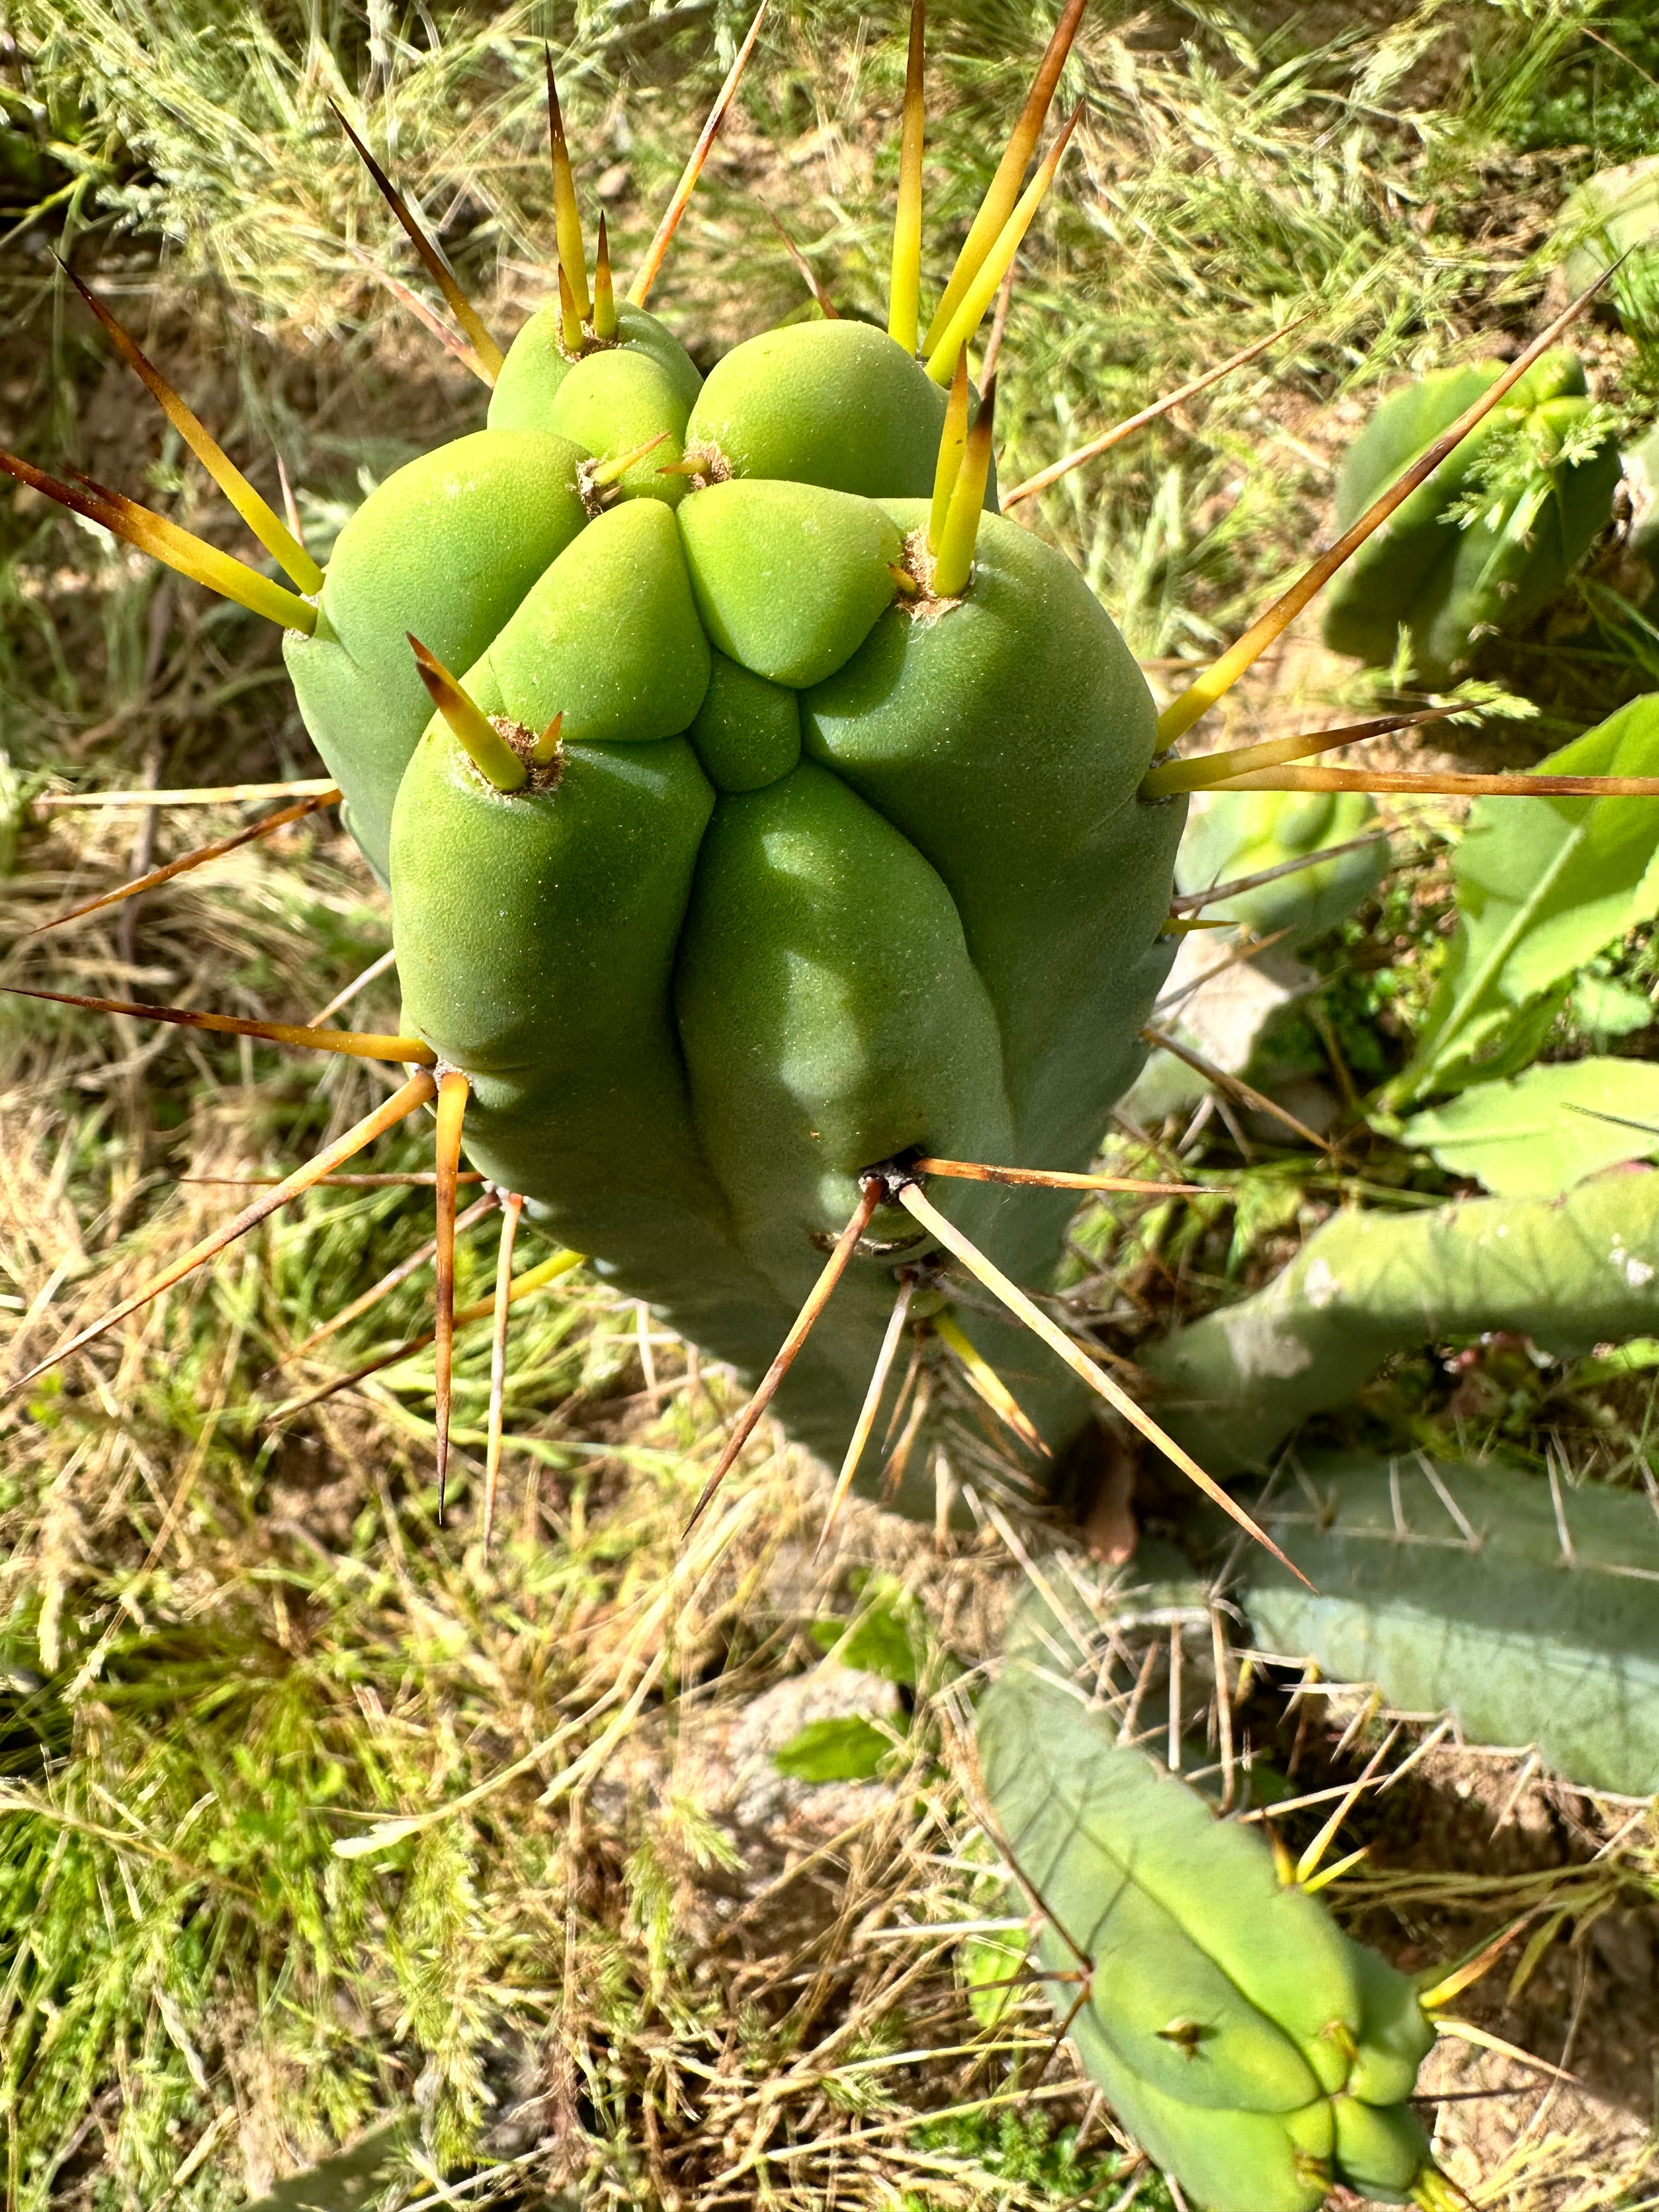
[3,2,1659,2207]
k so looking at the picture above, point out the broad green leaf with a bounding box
[771,1714,893,1782]
[1399,1057,1659,1196]
[1391,694,1659,1103]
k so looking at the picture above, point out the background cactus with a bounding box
[1234,1455,1659,1801]
[1319,351,1620,686]
[1143,1166,1659,1472]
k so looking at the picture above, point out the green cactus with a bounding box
[364,313,1181,1481]
[1556,156,1659,343]
[1234,1454,1659,1799]
[1143,1166,1659,1472]
[1173,788,1386,946]
[979,1666,1441,2212]
[1319,350,1620,685]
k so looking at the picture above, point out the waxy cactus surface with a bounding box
[287,304,1183,1481]
[980,1668,1441,2212]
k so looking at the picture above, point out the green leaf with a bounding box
[1391,694,1659,1104]
[771,1714,893,1782]
[1399,1057,1659,1196]
[809,1575,921,1685]
[1570,973,1654,1040]
[961,1931,1029,2027]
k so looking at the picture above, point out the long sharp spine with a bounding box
[0,449,318,633]
[407,635,528,792]
[929,354,970,554]
[888,0,926,355]
[1154,264,1618,748]
[62,262,324,592]
[432,1070,470,1521]
[894,1176,1308,1582]
[592,212,618,340]
[545,55,591,321]
[931,378,997,596]
[921,0,1087,356]
[628,0,768,307]
[924,107,1080,385]
[332,102,506,381]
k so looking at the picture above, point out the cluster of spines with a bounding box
[5,3,1659,1584]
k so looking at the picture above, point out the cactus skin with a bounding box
[1143,1167,1659,1473]
[1174,788,1386,946]
[1319,350,1619,686]
[298,311,1184,1482]
[1237,1455,1659,1798]
[978,1668,1438,2212]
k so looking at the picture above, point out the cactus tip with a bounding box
[887,0,927,355]
[1142,1022,1330,1154]
[590,432,671,492]
[407,634,529,793]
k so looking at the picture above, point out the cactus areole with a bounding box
[284,308,1183,1483]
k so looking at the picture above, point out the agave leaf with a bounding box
[1144,1168,1659,1472]
[1238,1454,1659,1799]
[1387,693,1659,1106]
[1398,1056,1659,1197]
